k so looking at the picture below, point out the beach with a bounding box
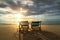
[0,24,60,40]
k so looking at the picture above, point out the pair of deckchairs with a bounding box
[19,21,41,31]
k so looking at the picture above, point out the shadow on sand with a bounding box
[41,31,60,40]
[20,31,60,40]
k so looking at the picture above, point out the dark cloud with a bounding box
[5,0,20,10]
[26,0,60,15]
[0,0,21,10]
[0,11,15,15]
[0,0,60,16]
[0,3,7,8]
[32,0,57,5]
[5,0,16,5]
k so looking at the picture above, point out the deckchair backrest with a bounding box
[31,21,40,26]
[20,21,29,26]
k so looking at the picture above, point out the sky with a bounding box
[0,0,60,24]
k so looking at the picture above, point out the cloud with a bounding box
[0,0,60,16]
[0,10,13,14]
[0,0,20,10]
[0,4,7,8]
[21,0,60,15]
[5,0,20,10]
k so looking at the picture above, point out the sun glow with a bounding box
[14,13,23,22]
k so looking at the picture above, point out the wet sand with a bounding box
[0,24,60,40]
[19,30,60,40]
[41,25,60,36]
[0,24,19,40]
